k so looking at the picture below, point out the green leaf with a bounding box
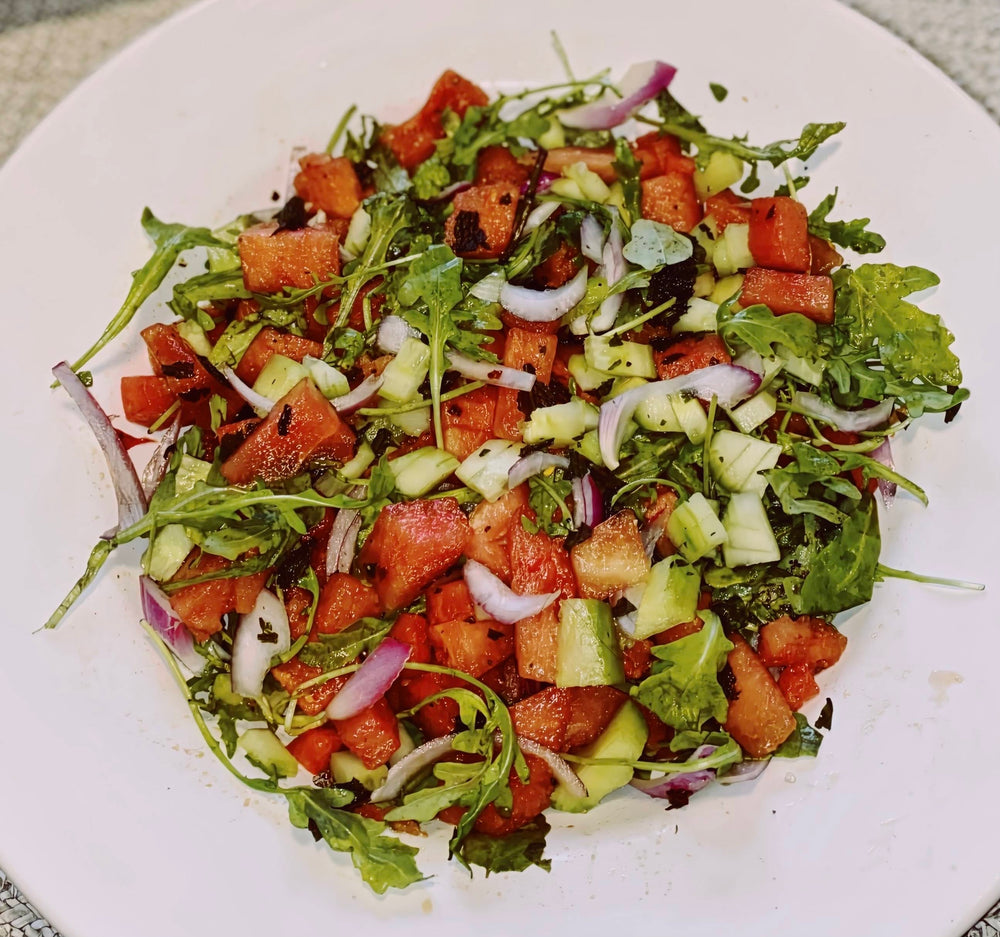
[296,617,394,670]
[286,789,423,893]
[718,303,817,357]
[622,219,694,270]
[807,189,886,254]
[709,82,728,102]
[169,269,250,321]
[633,610,734,732]
[799,493,880,614]
[612,137,642,226]
[66,209,226,374]
[457,817,552,875]
[772,712,824,758]
[833,263,961,385]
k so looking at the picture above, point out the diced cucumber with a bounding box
[302,355,350,399]
[174,454,212,494]
[390,723,416,766]
[708,273,744,304]
[708,430,782,496]
[380,337,430,403]
[455,438,523,502]
[712,223,753,277]
[572,429,606,467]
[253,354,308,402]
[389,446,459,498]
[549,177,585,202]
[212,673,244,707]
[694,150,744,201]
[634,393,708,443]
[550,700,648,813]
[537,116,566,150]
[607,377,649,399]
[584,336,656,379]
[556,599,625,688]
[564,161,613,203]
[344,204,372,257]
[634,556,702,639]
[727,390,777,434]
[176,319,213,357]
[722,491,781,567]
[568,353,610,392]
[667,492,728,562]
[340,441,375,480]
[330,750,389,792]
[776,345,825,385]
[144,523,194,581]
[732,349,785,390]
[522,398,599,446]
[238,728,299,779]
[388,404,431,436]
[672,297,719,334]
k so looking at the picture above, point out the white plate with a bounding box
[1,1,998,935]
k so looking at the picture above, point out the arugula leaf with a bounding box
[633,610,734,732]
[457,817,552,875]
[718,303,818,358]
[772,712,824,758]
[612,137,642,225]
[833,263,961,386]
[799,493,880,614]
[169,268,250,323]
[66,208,226,374]
[296,617,394,670]
[286,788,424,893]
[709,83,728,102]
[808,189,886,254]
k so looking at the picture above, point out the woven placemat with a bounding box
[0,1,998,936]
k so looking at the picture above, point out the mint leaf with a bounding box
[808,189,885,254]
[833,263,961,386]
[633,610,734,732]
[799,493,880,614]
[286,789,424,893]
[457,817,552,875]
[296,617,394,670]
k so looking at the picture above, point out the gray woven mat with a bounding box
[0,1,998,936]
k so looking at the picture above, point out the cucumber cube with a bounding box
[634,556,702,639]
[389,446,459,498]
[556,599,625,688]
[455,438,523,502]
[667,492,728,562]
[722,492,781,567]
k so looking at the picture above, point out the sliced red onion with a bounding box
[599,365,761,469]
[370,734,458,803]
[326,507,363,576]
[522,200,561,234]
[499,266,588,322]
[580,213,606,263]
[231,589,291,698]
[422,180,473,203]
[325,637,411,722]
[592,220,627,332]
[560,60,678,130]
[332,372,384,414]
[793,391,895,433]
[871,437,897,506]
[717,757,770,786]
[463,558,560,624]
[513,735,588,798]
[520,171,559,196]
[376,315,421,355]
[446,352,537,392]
[221,366,273,417]
[140,414,182,501]
[52,361,147,533]
[139,575,205,673]
[508,451,569,489]
[629,745,718,798]
[571,473,603,528]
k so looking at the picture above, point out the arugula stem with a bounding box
[533,474,575,530]
[44,539,114,630]
[876,563,985,592]
[325,104,357,155]
[358,380,485,417]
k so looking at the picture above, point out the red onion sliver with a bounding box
[508,451,569,489]
[522,200,561,234]
[514,735,588,798]
[231,589,291,698]
[572,473,604,528]
[871,437,897,506]
[446,352,537,392]
[140,414,182,501]
[499,267,588,322]
[717,757,770,786]
[599,365,761,469]
[325,637,411,721]
[560,60,678,130]
[463,559,560,624]
[332,373,384,414]
[326,507,363,576]
[370,734,458,803]
[422,180,473,203]
[793,391,895,433]
[52,361,147,533]
[590,218,626,332]
[139,576,205,674]
[580,213,606,263]
[520,171,559,196]
[630,768,715,797]
[221,366,273,417]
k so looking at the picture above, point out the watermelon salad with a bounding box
[47,58,971,892]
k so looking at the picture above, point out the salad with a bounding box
[48,56,970,893]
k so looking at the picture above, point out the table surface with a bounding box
[1,1,998,935]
